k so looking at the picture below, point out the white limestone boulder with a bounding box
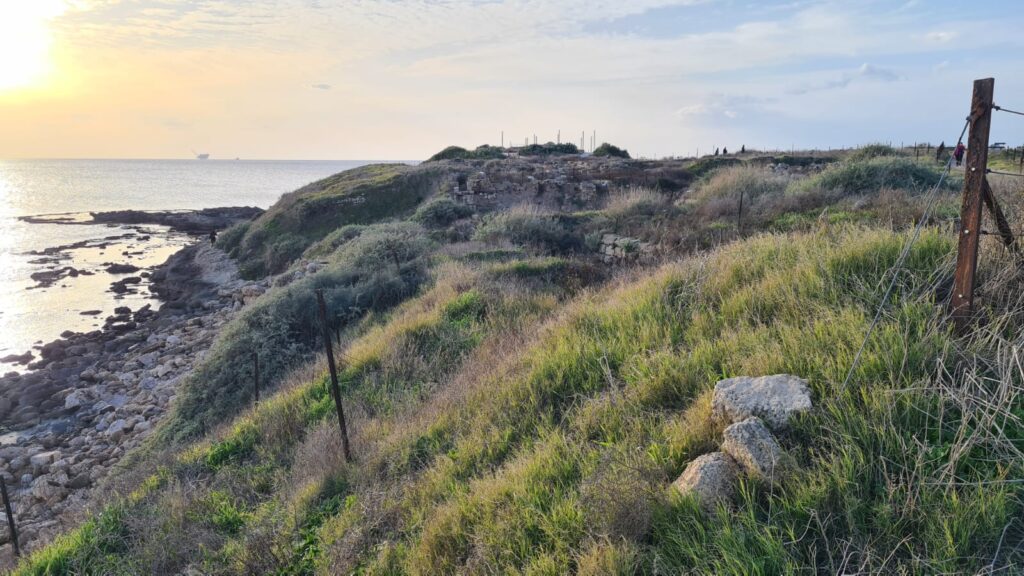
[712,374,811,430]
[673,452,739,510]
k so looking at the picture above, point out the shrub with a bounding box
[592,143,630,159]
[848,143,900,161]
[216,221,250,255]
[604,187,667,217]
[685,156,743,178]
[518,142,580,156]
[162,222,435,441]
[303,224,366,259]
[426,145,505,162]
[412,197,473,228]
[474,205,584,254]
[231,164,443,277]
[794,156,957,196]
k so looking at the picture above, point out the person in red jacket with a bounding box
[953,142,966,166]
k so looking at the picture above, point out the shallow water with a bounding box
[0,159,403,364]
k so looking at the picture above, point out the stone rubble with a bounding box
[0,243,270,556]
[675,374,812,509]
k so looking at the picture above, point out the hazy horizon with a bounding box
[2,1,1024,160]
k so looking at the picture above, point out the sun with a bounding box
[0,1,66,92]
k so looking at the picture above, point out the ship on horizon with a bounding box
[192,150,210,160]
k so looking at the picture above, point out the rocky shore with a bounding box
[19,206,263,234]
[0,242,270,559]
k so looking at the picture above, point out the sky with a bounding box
[0,0,1023,160]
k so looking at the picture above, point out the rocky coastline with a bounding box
[0,241,270,562]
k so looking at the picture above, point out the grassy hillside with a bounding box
[17,149,1024,574]
[219,163,446,277]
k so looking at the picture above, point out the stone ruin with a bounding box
[598,234,654,264]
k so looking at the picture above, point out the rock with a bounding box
[712,374,812,430]
[0,352,34,365]
[67,473,92,489]
[31,475,66,503]
[165,335,182,346]
[64,389,88,410]
[113,305,132,315]
[721,417,790,482]
[106,264,140,274]
[137,351,159,368]
[105,419,131,441]
[673,452,739,510]
[29,450,61,470]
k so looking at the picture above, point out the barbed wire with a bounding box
[987,169,1024,178]
[841,118,971,391]
[993,104,1024,117]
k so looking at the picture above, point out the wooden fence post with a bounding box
[951,78,995,330]
[1,477,19,558]
[315,289,352,462]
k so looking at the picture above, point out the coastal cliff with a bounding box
[8,148,1024,574]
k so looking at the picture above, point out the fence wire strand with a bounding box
[840,118,971,390]
[993,104,1024,117]
[987,169,1024,178]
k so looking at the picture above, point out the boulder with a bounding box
[712,374,811,430]
[64,389,88,410]
[30,475,66,504]
[721,417,790,482]
[673,452,739,510]
[29,450,61,470]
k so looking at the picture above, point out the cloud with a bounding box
[925,30,957,43]
[311,83,331,90]
[789,63,902,95]
[675,94,771,121]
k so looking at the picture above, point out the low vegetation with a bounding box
[592,142,630,159]
[218,164,445,277]
[426,145,505,162]
[19,147,1024,574]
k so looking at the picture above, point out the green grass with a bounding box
[792,156,959,196]
[20,154,1024,575]
[226,163,445,277]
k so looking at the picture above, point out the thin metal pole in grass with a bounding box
[252,352,260,406]
[1,476,19,557]
[316,288,353,463]
[737,187,744,236]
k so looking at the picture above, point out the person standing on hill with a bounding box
[954,142,966,167]
[209,230,218,244]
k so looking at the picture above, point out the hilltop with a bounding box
[10,145,1024,574]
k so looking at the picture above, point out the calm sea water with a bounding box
[0,159,403,365]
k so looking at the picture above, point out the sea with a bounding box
[0,159,405,368]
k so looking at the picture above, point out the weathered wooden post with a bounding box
[951,78,995,330]
[1,476,19,557]
[315,289,352,462]
[252,352,260,405]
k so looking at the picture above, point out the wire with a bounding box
[987,169,1024,177]
[993,104,1024,117]
[840,118,970,391]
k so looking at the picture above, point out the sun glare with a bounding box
[0,1,66,92]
